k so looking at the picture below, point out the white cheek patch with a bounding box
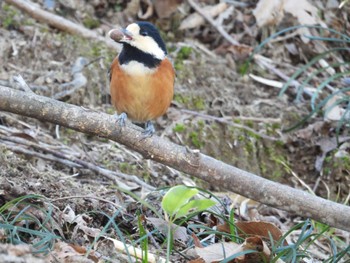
[125,23,166,60]
[126,23,140,35]
[120,61,156,75]
[132,36,165,60]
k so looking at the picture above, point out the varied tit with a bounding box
[108,22,175,136]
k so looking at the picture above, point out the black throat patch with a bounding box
[119,44,162,69]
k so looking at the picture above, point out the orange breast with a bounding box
[110,58,175,122]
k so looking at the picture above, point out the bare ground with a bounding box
[0,0,350,262]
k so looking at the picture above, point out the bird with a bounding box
[108,22,175,136]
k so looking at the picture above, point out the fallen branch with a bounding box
[187,0,239,46]
[0,129,154,191]
[1,86,350,231]
[4,0,120,51]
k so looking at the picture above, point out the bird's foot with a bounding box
[142,121,155,137]
[114,112,128,128]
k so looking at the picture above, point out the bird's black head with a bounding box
[136,22,167,55]
[110,22,167,60]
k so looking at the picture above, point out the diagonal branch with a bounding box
[0,85,350,231]
[4,0,120,51]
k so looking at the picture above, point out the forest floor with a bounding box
[0,0,349,262]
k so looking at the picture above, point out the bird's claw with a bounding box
[114,112,127,128]
[142,121,155,137]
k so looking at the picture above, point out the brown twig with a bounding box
[1,85,350,231]
[50,195,123,209]
[187,0,239,46]
[4,0,120,51]
[0,131,155,191]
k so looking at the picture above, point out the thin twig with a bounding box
[4,0,120,51]
[1,86,350,231]
[254,54,314,97]
[187,0,239,46]
[0,133,155,191]
[12,74,34,93]
[51,195,123,210]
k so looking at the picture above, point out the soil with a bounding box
[0,0,349,262]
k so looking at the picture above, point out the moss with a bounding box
[106,107,115,115]
[83,17,100,29]
[193,97,206,110]
[189,131,204,148]
[2,4,20,29]
[197,120,205,129]
[174,61,184,71]
[174,94,190,105]
[119,162,137,174]
[173,123,186,133]
[177,46,192,60]
[245,120,254,128]
[174,46,193,71]
[244,139,256,155]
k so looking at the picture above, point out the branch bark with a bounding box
[0,86,350,231]
[4,0,120,51]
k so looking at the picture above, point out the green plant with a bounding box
[161,185,216,262]
[0,195,60,254]
[245,25,350,139]
[2,4,19,29]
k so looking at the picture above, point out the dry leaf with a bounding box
[154,0,182,19]
[61,205,101,238]
[315,136,350,171]
[323,94,346,122]
[138,0,153,19]
[235,221,284,243]
[234,236,270,263]
[188,258,206,263]
[283,0,318,25]
[253,0,284,27]
[195,242,242,262]
[217,221,283,242]
[106,236,166,263]
[253,0,325,43]
[49,241,97,263]
[179,3,228,30]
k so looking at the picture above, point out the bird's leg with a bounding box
[114,112,128,128]
[142,121,155,137]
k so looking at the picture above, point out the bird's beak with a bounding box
[121,29,133,41]
[108,28,133,43]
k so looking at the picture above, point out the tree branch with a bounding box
[187,0,239,46]
[0,86,350,231]
[4,0,120,51]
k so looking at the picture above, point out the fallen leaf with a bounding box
[195,242,242,262]
[315,136,350,171]
[192,233,204,248]
[235,236,270,263]
[154,0,182,19]
[253,0,325,43]
[323,94,346,122]
[217,221,284,244]
[49,241,98,263]
[253,0,284,27]
[179,3,228,30]
[235,221,284,243]
[106,236,166,263]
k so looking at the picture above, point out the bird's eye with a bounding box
[140,31,148,36]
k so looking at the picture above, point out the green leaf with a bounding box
[176,199,216,219]
[161,185,198,218]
